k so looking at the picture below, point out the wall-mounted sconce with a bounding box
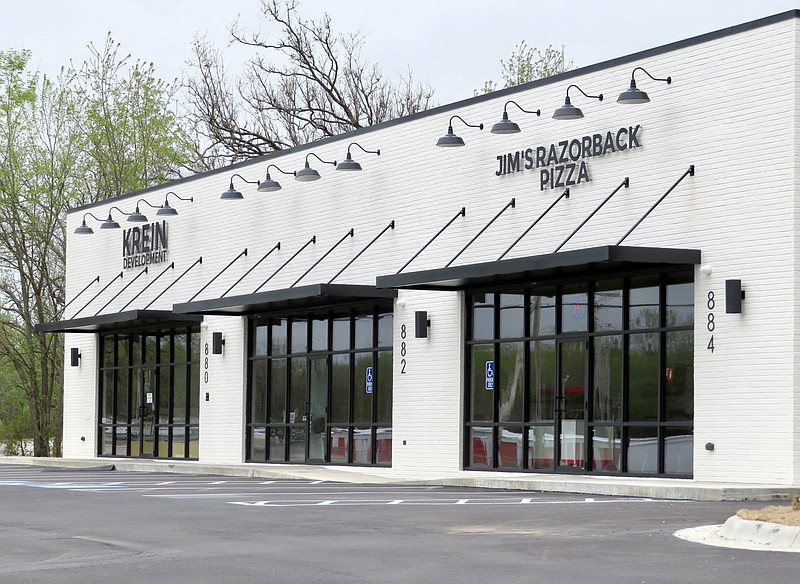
[157,191,193,216]
[221,173,258,200]
[127,199,162,223]
[295,152,337,182]
[257,164,296,192]
[74,207,131,234]
[436,115,484,147]
[70,347,81,367]
[617,67,671,104]
[336,142,380,171]
[553,84,603,120]
[212,332,225,354]
[491,101,541,134]
[414,310,430,338]
[74,212,104,235]
[725,279,745,314]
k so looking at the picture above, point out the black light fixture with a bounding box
[74,212,104,235]
[257,164,296,192]
[617,67,672,104]
[295,152,336,182]
[100,207,130,230]
[336,142,380,171]
[127,199,162,223]
[436,115,484,147]
[221,173,258,200]
[212,332,225,355]
[491,101,541,134]
[70,347,81,367]
[553,84,603,120]
[157,191,193,216]
[414,311,430,338]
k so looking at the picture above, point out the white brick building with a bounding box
[40,11,800,487]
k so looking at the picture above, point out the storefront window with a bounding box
[465,269,694,477]
[98,326,201,460]
[248,303,393,466]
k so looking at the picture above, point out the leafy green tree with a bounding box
[76,33,194,201]
[0,39,195,457]
[0,50,81,456]
[477,42,573,95]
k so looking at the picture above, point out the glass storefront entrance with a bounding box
[98,326,201,459]
[466,270,694,476]
[247,303,393,465]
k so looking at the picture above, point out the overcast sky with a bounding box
[2,0,798,105]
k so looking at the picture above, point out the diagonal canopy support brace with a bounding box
[255,236,316,293]
[223,242,280,298]
[499,189,570,260]
[329,221,395,284]
[447,199,515,268]
[189,248,248,302]
[616,165,695,245]
[58,275,100,319]
[554,178,629,253]
[71,272,123,319]
[120,262,175,311]
[398,207,465,274]
[95,267,149,316]
[293,229,354,287]
[146,257,203,309]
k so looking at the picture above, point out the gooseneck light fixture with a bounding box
[336,142,380,171]
[295,152,336,182]
[617,67,672,104]
[157,191,193,216]
[257,164,296,192]
[491,101,541,134]
[221,174,258,200]
[74,212,105,235]
[127,199,162,223]
[553,84,603,120]
[100,207,131,230]
[436,115,484,147]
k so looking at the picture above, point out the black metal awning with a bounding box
[376,245,701,291]
[172,283,397,316]
[35,310,203,334]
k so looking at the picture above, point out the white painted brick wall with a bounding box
[60,17,800,485]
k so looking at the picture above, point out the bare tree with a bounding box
[186,0,434,164]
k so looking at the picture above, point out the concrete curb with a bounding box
[675,516,800,553]
[0,456,796,502]
[719,515,800,549]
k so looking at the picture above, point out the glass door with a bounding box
[307,356,328,462]
[130,367,157,457]
[556,339,587,471]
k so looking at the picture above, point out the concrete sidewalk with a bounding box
[0,455,795,502]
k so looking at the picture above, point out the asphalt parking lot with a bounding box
[0,464,796,584]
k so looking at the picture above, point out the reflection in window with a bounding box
[470,345,494,422]
[530,286,556,337]
[529,339,555,422]
[594,280,622,331]
[629,333,659,422]
[561,284,588,333]
[499,294,524,338]
[667,273,694,327]
[472,294,494,340]
[249,304,393,466]
[630,276,659,329]
[593,335,622,422]
[498,343,524,422]
[627,427,658,474]
[666,331,694,421]
[98,327,200,460]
